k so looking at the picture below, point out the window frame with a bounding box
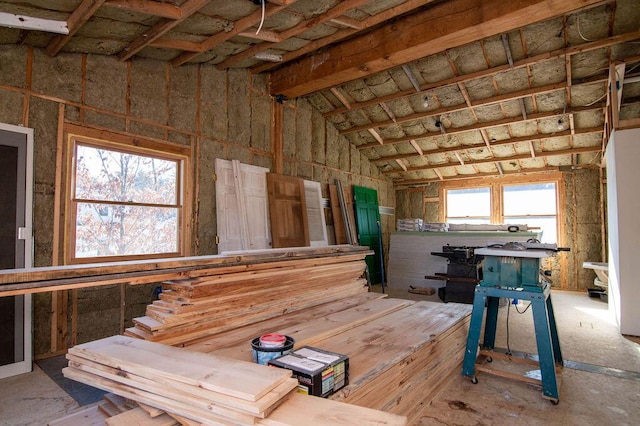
[62,127,192,265]
[439,173,564,245]
[444,185,492,223]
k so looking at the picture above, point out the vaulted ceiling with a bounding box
[1,0,639,185]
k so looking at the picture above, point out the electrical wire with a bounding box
[515,300,532,314]
[256,0,266,35]
[576,16,597,42]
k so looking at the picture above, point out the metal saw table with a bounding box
[461,245,564,404]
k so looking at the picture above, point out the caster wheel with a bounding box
[471,377,478,384]
[486,357,493,363]
[550,399,559,405]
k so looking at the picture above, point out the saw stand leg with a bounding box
[462,285,563,403]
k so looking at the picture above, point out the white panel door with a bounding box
[241,163,271,250]
[215,159,270,253]
[303,180,328,247]
[215,159,243,252]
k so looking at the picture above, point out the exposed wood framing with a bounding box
[118,0,212,61]
[47,0,107,56]
[216,0,369,69]
[269,0,605,98]
[325,30,640,118]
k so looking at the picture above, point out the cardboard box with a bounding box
[268,346,349,397]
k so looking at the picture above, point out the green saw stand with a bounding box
[462,247,563,404]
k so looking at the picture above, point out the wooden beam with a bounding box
[342,81,573,135]
[358,105,604,150]
[251,0,435,74]
[217,0,368,70]
[173,1,298,67]
[368,128,384,145]
[272,99,284,174]
[330,16,363,30]
[118,0,212,61]
[410,140,423,155]
[238,30,283,43]
[104,0,182,19]
[394,166,561,186]
[330,88,351,109]
[322,29,640,118]
[383,145,601,174]
[149,38,202,52]
[47,0,107,56]
[269,0,605,98]
[372,127,601,163]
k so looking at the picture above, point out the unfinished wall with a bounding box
[394,169,604,292]
[0,46,393,357]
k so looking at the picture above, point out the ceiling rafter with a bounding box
[118,0,212,61]
[395,166,564,186]
[269,0,606,98]
[216,0,370,69]
[251,0,436,74]
[47,0,107,56]
[343,79,604,136]
[356,105,604,150]
[372,127,602,164]
[383,145,601,175]
[324,29,640,118]
[171,0,298,67]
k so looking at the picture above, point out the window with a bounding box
[441,176,561,244]
[446,187,491,224]
[503,183,557,243]
[66,132,189,263]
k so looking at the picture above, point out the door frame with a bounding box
[0,122,34,379]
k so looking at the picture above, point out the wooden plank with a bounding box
[66,354,298,418]
[118,0,213,61]
[258,392,406,426]
[68,335,292,402]
[329,184,348,244]
[184,292,385,353]
[47,404,108,426]
[47,0,107,56]
[137,402,165,418]
[62,367,235,426]
[128,279,368,346]
[0,245,371,296]
[266,173,309,248]
[269,0,604,98]
[105,407,177,426]
[210,297,413,362]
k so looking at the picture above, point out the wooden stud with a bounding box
[272,99,284,174]
[329,16,363,30]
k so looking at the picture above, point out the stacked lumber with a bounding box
[48,393,140,426]
[125,253,368,346]
[63,336,407,426]
[182,297,471,424]
[320,302,471,424]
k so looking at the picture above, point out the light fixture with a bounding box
[557,118,563,131]
[423,96,429,108]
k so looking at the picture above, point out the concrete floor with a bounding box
[0,290,638,425]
